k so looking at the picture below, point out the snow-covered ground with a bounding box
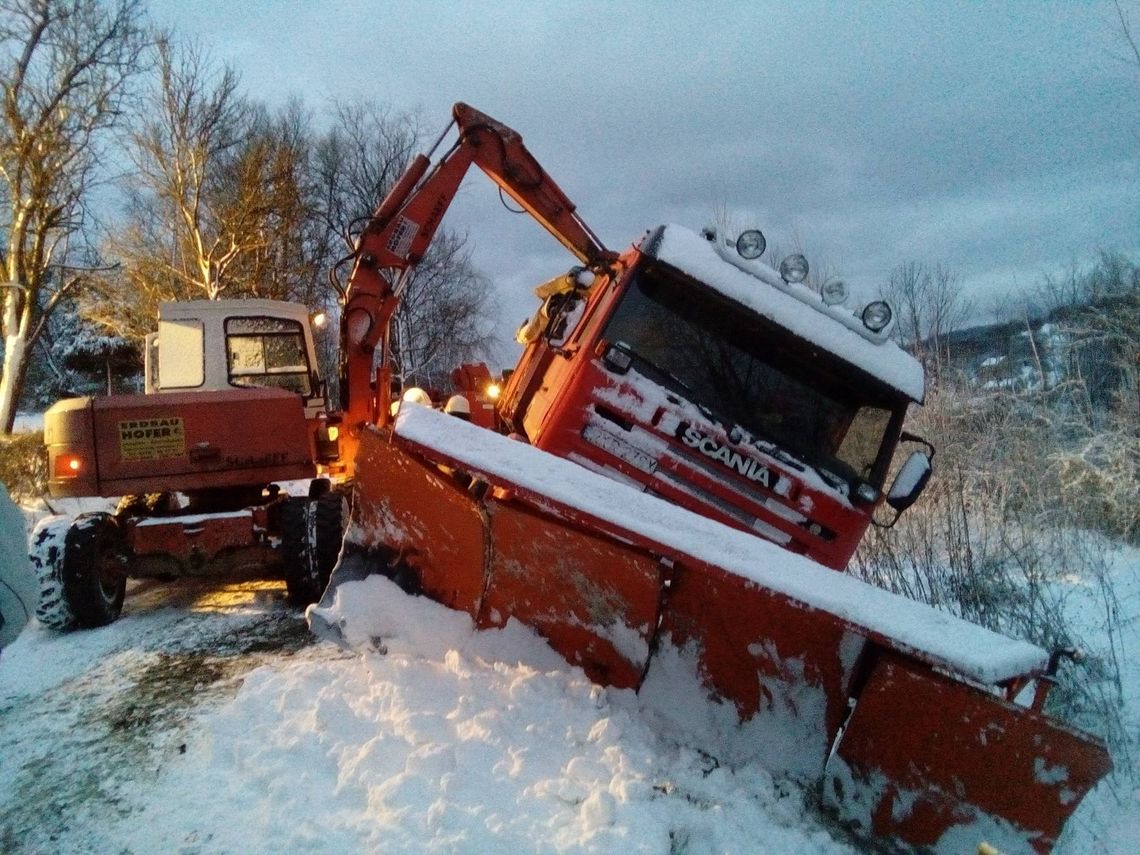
[2,546,1137,854]
[0,427,1135,852]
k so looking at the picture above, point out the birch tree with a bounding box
[116,37,248,303]
[0,0,147,432]
[100,40,324,342]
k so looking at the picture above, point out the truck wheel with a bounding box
[281,491,347,606]
[30,515,76,630]
[62,513,128,629]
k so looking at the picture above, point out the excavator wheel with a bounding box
[281,490,347,607]
[32,513,128,630]
[30,515,76,630]
[63,513,128,628]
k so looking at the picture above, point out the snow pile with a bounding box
[128,575,854,854]
[0,536,1134,852]
[1053,543,1140,854]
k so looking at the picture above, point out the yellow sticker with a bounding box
[118,417,186,461]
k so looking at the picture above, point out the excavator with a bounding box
[36,103,1111,852]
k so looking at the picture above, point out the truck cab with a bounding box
[500,224,929,570]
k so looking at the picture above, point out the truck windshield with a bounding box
[603,262,902,488]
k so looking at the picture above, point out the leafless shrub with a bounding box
[854,374,1137,777]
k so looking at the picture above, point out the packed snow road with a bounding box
[0,577,323,853]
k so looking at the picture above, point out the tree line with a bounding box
[0,0,495,432]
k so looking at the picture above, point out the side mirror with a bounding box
[886,450,932,513]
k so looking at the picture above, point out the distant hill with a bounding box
[919,289,1136,403]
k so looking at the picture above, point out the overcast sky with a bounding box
[150,0,1139,364]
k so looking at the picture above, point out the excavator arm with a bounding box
[339,102,615,435]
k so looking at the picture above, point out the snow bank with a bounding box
[394,406,1047,685]
[130,575,854,854]
[0,483,37,651]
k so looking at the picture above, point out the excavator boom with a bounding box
[339,103,613,438]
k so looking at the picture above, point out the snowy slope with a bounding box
[1,576,855,854]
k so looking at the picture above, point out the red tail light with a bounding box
[54,454,83,478]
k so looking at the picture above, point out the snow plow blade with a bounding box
[312,407,1111,854]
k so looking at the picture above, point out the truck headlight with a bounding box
[602,343,633,374]
[862,301,893,332]
[735,229,766,260]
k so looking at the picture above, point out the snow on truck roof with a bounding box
[393,405,1048,685]
[641,225,926,402]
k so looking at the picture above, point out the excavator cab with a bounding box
[146,299,328,422]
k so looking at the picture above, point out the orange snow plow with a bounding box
[307,102,1112,853]
[315,410,1111,854]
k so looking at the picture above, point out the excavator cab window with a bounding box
[225,316,312,396]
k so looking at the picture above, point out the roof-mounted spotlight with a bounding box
[735,229,766,260]
[820,278,849,306]
[779,254,809,284]
[862,301,893,333]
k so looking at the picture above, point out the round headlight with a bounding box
[735,229,766,260]
[862,301,893,332]
[779,254,809,284]
[820,278,849,306]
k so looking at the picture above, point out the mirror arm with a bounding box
[900,431,936,460]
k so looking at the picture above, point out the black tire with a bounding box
[281,491,347,607]
[308,477,331,500]
[30,515,75,630]
[61,513,128,628]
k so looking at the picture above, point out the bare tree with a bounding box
[882,261,972,379]
[310,100,420,292]
[0,0,148,433]
[98,40,324,347]
[111,37,248,307]
[391,231,496,388]
[207,98,320,303]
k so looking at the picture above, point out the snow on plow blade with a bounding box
[314,407,1111,854]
